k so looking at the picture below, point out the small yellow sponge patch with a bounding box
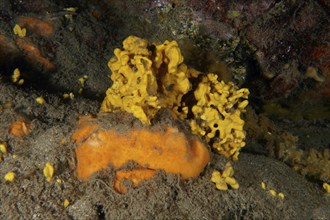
[190,73,249,160]
[36,96,46,104]
[43,162,54,182]
[0,142,7,154]
[211,162,239,190]
[13,24,26,38]
[63,199,70,208]
[323,182,330,193]
[12,68,21,83]
[101,36,192,124]
[4,171,16,182]
[278,192,285,200]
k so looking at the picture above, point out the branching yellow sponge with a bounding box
[190,73,249,160]
[101,36,191,124]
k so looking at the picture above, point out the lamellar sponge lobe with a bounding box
[101,36,191,124]
[190,74,249,160]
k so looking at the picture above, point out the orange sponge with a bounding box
[114,169,156,193]
[17,16,54,37]
[9,119,32,137]
[72,115,210,191]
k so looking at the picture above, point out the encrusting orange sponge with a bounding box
[9,119,32,137]
[72,115,210,192]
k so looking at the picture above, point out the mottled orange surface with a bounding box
[72,115,210,189]
[71,115,99,145]
[16,38,55,71]
[9,119,32,137]
[114,169,156,193]
[17,17,54,37]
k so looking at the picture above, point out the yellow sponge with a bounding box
[101,36,191,124]
[190,73,249,160]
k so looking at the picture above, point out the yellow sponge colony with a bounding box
[101,36,191,124]
[101,36,249,160]
[190,73,249,160]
